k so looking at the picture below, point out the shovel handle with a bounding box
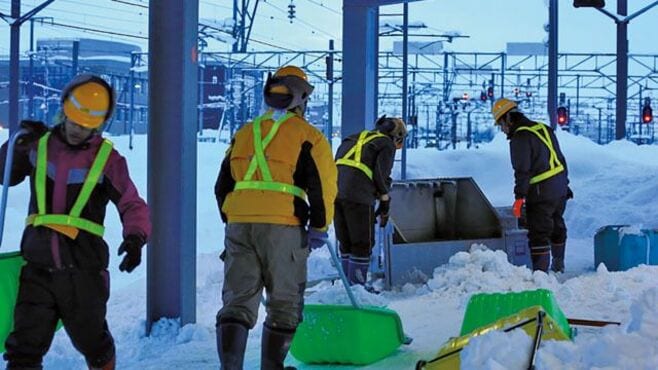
[325,239,361,310]
[567,318,621,327]
[0,129,29,248]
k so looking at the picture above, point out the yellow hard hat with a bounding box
[492,98,518,123]
[264,65,314,111]
[274,65,308,81]
[62,74,115,129]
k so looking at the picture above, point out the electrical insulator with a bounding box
[288,1,296,23]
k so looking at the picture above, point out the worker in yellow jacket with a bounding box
[214,65,337,370]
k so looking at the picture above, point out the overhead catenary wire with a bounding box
[0,0,315,52]
[261,0,339,40]
[110,0,148,9]
[44,21,147,40]
[305,0,341,16]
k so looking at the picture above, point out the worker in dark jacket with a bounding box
[334,115,407,285]
[1,74,151,370]
[492,98,572,273]
[215,65,337,370]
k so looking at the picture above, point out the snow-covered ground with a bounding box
[1,127,658,369]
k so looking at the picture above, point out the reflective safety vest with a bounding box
[515,123,565,184]
[233,111,308,200]
[336,130,387,180]
[25,132,113,239]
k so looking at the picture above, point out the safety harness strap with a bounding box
[336,130,387,180]
[515,123,564,185]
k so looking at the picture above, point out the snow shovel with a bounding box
[290,239,411,366]
[0,128,29,353]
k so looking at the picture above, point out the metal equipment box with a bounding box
[371,178,530,289]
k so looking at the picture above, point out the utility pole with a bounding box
[129,52,136,150]
[616,0,628,140]
[9,0,21,132]
[547,0,558,129]
[27,17,53,119]
[326,39,335,146]
[575,0,658,139]
[28,17,35,118]
[6,0,55,133]
[71,40,79,77]
[232,0,260,52]
[401,2,408,180]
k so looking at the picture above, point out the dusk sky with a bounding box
[0,1,657,55]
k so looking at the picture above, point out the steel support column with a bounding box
[615,0,628,139]
[9,0,20,133]
[548,0,558,129]
[327,39,335,145]
[147,0,198,332]
[400,2,408,179]
[342,1,379,137]
[28,18,34,119]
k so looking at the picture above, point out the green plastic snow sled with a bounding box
[291,304,407,365]
[290,240,411,365]
[0,252,25,353]
[416,289,572,370]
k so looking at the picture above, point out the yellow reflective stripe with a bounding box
[68,95,107,117]
[69,139,113,217]
[234,180,307,199]
[237,112,305,199]
[244,112,270,180]
[26,214,105,237]
[336,158,373,179]
[529,165,565,184]
[35,133,50,214]
[336,130,387,179]
[33,134,112,238]
[515,123,565,184]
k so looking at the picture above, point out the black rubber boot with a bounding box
[340,253,350,276]
[551,242,566,273]
[530,245,550,272]
[261,324,295,370]
[217,322,249,370]
[88,356,115,370]
[348,256,370,285]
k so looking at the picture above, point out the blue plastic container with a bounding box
[594,225,658,271]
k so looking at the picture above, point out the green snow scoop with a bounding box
[290,239,412,365]
[0,252,25,353]
[0,129,30,353]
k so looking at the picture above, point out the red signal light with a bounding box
[642,105,653,123]
[557,106,568,126]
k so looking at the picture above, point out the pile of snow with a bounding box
[462,286,658,370]
[2,127,658,369]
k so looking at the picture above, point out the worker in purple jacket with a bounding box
[0,74,151,370]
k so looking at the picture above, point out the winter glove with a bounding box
[512,198,525,219]
[307,228,328,251]
[375,197,391,227]
[567,187,574,199]
[118,234,146,273]
[16,120,48,150]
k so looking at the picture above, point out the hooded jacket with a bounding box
[0,125,151,270]
[508,117,569,203]
[215,111,337,230]
[335,131,396,205]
